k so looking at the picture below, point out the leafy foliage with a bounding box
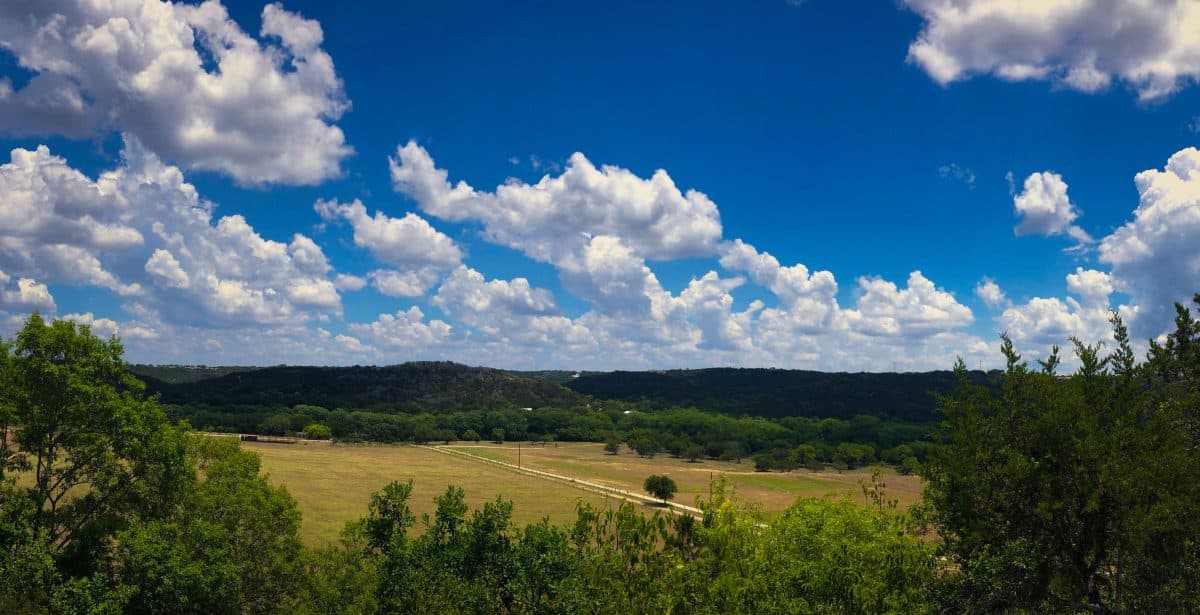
[643,475,677,502]
[567,367,990,421]
[921,308,1200,613]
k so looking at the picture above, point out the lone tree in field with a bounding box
[603,437,621,455]
[643,475,677,504]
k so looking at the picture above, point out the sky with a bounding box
[1,0,1200,371]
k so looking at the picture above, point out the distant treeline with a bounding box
[167,402,932,472]
[565,368,995,422]
[140,362,989,423]
[142,362,983,471]
[142,362,588,411]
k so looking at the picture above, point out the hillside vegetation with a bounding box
[566,368,993,422]
[144,362,589,411]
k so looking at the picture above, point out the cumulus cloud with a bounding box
[844,271,974,337]
[719,239,839,332]
[975,277,1007,309]
[0,135,345,329]
[333,273,367,291]
[367,269,441,298]
[0,1,350,185]
[390,141,723,263]
[432,266,594,349]
[348,306,452,351]
[999,268,1128,352]
[62,312,158,340]
[1012,171,1093,245]
[315,199,462,270]
[389,141,735,352]
[1099,146,1200,334]
[0,269,55,313]
[903,0,1200,100]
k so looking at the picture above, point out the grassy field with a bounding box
[242,439,626,545]
[14,438,924,544]
[445,442,923,518]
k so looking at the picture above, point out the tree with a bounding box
[643,475,677,504]
[684,444,702,463]
[259,414,292,436]
[0,314,188,587]
[921,319,1200,613]
[462,429,481,442]
[109,435,305,613]
[490,428,505,444]
[603,437,621,455]
[302,423,332,440]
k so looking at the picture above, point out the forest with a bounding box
[1,294,1199,613]
[137,361,978,472]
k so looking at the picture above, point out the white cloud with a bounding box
[1099,146,1200,334]
[0,136,344,329]
[975,277,1007,309]
[719,239,839,332]
[315,198,462,271]
[903,0,1200,100]
[145,249,190,289]
[368,269,440,298]
[0,1,350,185]
[999,268,1127,350]
[62,312,158,340]
[349,306,452,350]
[0,270,55,313]
[844,271,974,337]
[432,265,594,349]
[1012,171,1092,244]
[333,273,367,292]
[390,141,723,263]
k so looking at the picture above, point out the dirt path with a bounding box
[421,444,704,519]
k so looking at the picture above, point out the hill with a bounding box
[129,364,258,384]
[143,361,589,412]
[565,368,995,422]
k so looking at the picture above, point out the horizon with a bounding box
[2,1,1199,371]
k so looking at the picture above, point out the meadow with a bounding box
[242,439,626,544]
[243,438,922,544]
[446,441,923,515]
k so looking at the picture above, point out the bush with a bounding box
[302,423,332,440]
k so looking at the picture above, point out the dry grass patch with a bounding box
[243,439,625,545]
[446,442,923,515]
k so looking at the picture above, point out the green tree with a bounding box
[302,423,332,440]
[259,414,292,436]
[922,320,1200,613]
[603,436,621,455]
[643,475,677,503]
[0,314,188,593]
[109,435,305,613]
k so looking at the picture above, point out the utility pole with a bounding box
[518,441,521,469]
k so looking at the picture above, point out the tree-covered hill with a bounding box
[142,361,590,412]
[129,363,259,384]
[565,368,996,422]
[139,361,994,424]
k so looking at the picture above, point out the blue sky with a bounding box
[1,0,1199,370]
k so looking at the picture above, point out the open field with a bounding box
[445,441,923,518]
[242,439,627,545]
